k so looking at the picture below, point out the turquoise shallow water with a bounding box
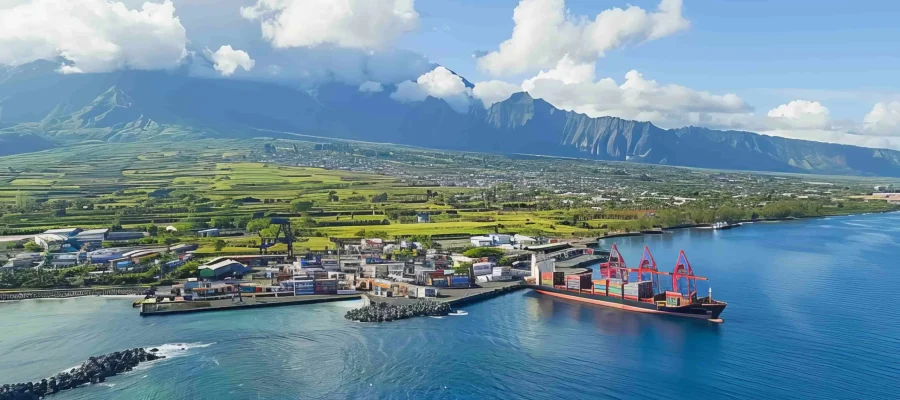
[2,213,900,399]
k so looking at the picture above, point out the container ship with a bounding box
[528,244,727,322]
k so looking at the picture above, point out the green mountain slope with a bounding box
[3,61,900,176]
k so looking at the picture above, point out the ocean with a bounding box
[1,213,899,399]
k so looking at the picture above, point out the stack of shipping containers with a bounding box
[540,271,565,287]
[623,281,654,300]
[566,274,591,291]
[314,279,338,295]
[607,279,623,297]
[294,279,315,295]
[492,266,511,281]
[451,276,470,288]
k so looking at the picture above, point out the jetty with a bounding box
[139,293,361,316]
[0,287,150,302]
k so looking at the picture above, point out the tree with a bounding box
[211,217,233,229]
[234,215,252,229]
[146,225,159,237]
[463,247,505,258]
[290,199,314,212]
[371,193,388,203]
[24,241,42,252]
[214,239,226,251]
[246,218,271,233]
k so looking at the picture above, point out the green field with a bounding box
[0,139,896,252]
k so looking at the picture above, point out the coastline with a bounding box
[599,209,898,240]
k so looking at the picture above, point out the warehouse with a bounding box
[199,259,251,280]
[74,229,110,248]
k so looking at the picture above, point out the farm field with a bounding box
[0,138,897,256]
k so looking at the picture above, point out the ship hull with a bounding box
[528,285,726,321]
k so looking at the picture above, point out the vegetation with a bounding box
[0,138,896,266]
[462,247,505,258]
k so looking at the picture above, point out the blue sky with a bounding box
[2,0,899,148]
[402,0,900,120]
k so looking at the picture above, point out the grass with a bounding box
[0,139,896,241]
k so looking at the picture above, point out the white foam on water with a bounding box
[147,342,215,360]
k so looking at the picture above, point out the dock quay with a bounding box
[0,287,150,301]
[554,254,604,269]
[139,293,362,316]
[363,281,527,309]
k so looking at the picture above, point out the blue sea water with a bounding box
[2,213,900,399]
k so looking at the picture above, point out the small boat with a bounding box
[448,310,468,316]
[530,244,727,322]
[699,221,742,230]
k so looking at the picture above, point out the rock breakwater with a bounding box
[345,300,450,322]
[0,348,163,399]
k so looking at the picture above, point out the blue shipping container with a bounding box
[294,280,315,295]
[451,277,469,287]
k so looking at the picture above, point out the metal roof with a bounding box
[200,259,246,271]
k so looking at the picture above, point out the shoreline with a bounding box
[599,209,897,240]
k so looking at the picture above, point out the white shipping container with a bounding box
[473,262,493,276]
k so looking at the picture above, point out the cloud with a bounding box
[477,0,689,76]
[390,66,472,112]
[472,80,521,107]
[208,45,254,77]
[241,0,419,49]
[359,81,384,93]
[522,64,750,128]
[0,0,187,73]
[863,102,900,136]
[758,129,900,150]
[766,100,831,130]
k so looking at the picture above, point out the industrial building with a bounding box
[33,227,146,251]
[198,259,251,280]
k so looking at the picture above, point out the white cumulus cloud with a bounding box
[766,100,831,130]
[390,66,472,112]
[241,0,419,49]
[0,0,187,73]
[522,65,750,128]
[477,0,689,76]
[208,45,254,77]
[359,81,384,93]
[863,102,900,136]
[472,80,521,107]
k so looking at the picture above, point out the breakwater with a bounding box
[0,348,163,400]
[0,287,150,301]
[345,300,450,322]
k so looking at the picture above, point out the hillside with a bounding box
[2,61,900,176]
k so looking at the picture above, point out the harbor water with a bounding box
[2,213,899,399]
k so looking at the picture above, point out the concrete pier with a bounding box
[139,293,362,316]
[362,281,526,309]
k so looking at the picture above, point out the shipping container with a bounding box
[566,274,592,289]
[294,280,315,295]
[452,276,470,287]
[553,271,565,286]
[473,262,493,276]
[432,278,448,287]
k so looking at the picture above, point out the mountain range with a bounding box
[3,60,900,176]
